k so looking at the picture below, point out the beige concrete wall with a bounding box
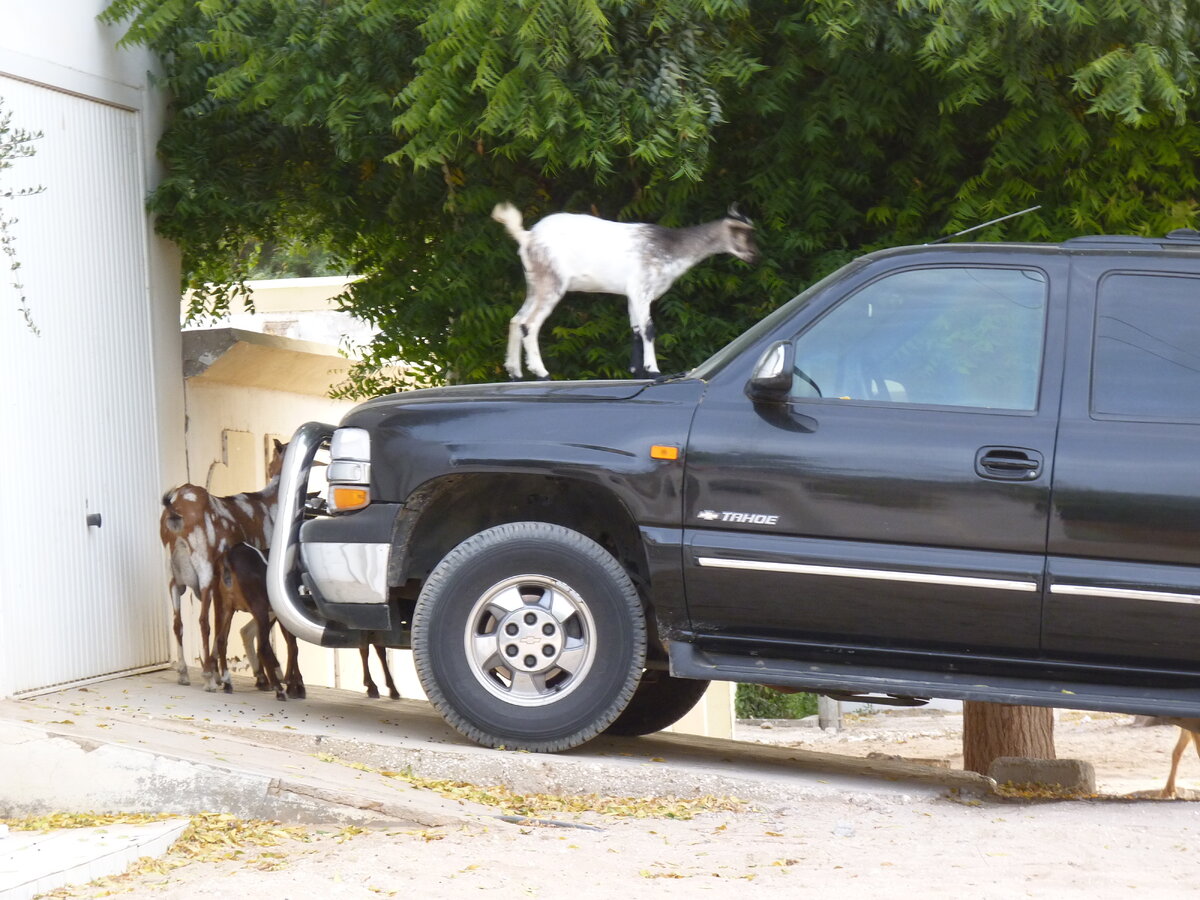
[667,678,735,738]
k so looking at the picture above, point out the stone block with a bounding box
[987,757,1097,793]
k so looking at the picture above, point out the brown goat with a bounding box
[159,440,286,690]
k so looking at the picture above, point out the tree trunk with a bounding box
[962,702,1055,775]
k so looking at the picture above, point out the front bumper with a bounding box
[299,502,399,608]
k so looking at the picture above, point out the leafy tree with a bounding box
[101,0,1200,390]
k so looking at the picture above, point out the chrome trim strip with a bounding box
[1050,584,1200,606]
[697,557,1038,592]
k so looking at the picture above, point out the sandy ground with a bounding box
[35,709,1200,899]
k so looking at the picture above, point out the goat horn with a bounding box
[727,202,752,224]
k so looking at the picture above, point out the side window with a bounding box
[790,267,1047,410]
[1093,273,1200,421]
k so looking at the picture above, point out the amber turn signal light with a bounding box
[330,486,370,511]
[650,445,680,460]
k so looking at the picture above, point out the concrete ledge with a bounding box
[0,719,470,827]
[182,328,351,395]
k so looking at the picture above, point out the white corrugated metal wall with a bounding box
[0,74,169,695]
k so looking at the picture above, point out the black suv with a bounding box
[268,232,1200,752]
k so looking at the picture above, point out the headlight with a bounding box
[327,427,371,512]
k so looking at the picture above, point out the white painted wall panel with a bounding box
[0,75,168,694]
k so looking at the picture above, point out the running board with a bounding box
[668,642,1200,718]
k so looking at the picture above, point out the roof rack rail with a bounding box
[1062,235,1150,247]
[1063,231,1200,249]
[1164,228,1200,243]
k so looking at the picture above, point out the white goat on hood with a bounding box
[492,202,759,380]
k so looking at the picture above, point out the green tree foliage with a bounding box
[101,0,1200,391]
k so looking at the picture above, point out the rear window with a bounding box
[1093,273,1200,421]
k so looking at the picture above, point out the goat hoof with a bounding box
[275,691,287,702]
[287,684,306,700]
[367,686,380,699]
[389,689,400,700]
[177,674,190,686]
[223,682,233,694]
[534,374,550,382]
[255,677,270,691]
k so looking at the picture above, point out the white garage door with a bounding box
[0,75,169,694]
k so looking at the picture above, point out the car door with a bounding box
[682,253,1066,657]
[1044,259,1200,671]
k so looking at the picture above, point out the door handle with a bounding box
[975,446,1043,481]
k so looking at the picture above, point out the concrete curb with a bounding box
[0,718,475,827]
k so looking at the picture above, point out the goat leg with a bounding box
[282,627,306,699]
[213,600,235,694]
[253,613,287,701]
[506,316,527,380]
[169,581,190,685]
[377,645,401,700]
[361,644,380,698]
[198,588,222,692]
[627,295,659,378]
[1163,727,1194,798]
[240,617,270,691]
[629,327,646,378]
[517,281,560,380]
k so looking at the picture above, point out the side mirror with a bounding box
[746,340,794,404]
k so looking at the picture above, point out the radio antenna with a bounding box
[927,205,1042,244]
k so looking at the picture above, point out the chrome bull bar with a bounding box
[267,420,337,645]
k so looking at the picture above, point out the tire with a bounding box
[604,671,711,736]
[411,522,647,752]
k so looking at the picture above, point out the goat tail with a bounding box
[491,201,528,247]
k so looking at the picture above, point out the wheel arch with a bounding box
[389,472,652,620]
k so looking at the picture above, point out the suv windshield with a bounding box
[689,258,869,380]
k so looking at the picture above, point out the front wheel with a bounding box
[411,522,647,752]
